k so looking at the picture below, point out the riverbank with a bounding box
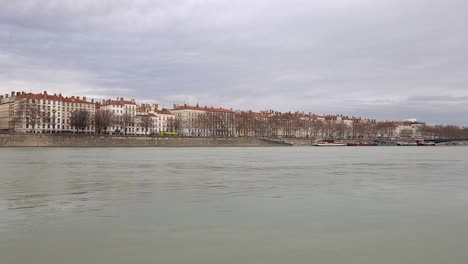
[0,134,291,147]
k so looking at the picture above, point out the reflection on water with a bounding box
[1,147,468,264]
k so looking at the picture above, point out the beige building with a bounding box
[171,104,235,137]
[0,92,18,131]
[0,91,96,133]
[395,119,425,139]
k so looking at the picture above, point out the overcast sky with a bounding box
[1,0,468,125]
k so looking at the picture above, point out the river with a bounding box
[1,147,467,263]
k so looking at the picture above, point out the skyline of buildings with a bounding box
[1,90,464,139]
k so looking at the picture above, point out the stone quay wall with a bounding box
[0,134,290,147]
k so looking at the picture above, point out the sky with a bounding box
[1,0,468,125]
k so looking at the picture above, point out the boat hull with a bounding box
[312,143,346,146]
[346,143,376,146]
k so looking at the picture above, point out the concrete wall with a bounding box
[0,134,290,147]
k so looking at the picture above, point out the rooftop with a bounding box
[172,104,234,113]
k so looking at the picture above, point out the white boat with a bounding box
[416,141,436,146]
[312,139,346,146]
[396,141,417,146]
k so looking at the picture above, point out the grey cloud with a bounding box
[1,0,468,125]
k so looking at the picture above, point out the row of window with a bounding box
[25,99,95,108]
[25,124,95,130]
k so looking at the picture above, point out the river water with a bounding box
[0,147,467,263]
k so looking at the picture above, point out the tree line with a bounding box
[13,101,468,138]
[418,125,468,139]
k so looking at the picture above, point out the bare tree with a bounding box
[119,112,134,135]
[363,122,377,139]
[14,98,47,133]
[234,111,253,137]
[167,116,181,134]
[351,121,366,139]
[324,119,337,139]
[335,120,347,139]
[70,109,90,133]
[94,109,114,134]
[399,128,414,139]
[137,114,152,135]
[311,119,324,139]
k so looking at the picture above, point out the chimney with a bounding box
[11,91,14,97]
[16,92,20,96]
[43,91,47,95]
[59,93,62,97]
[120,97,123,101]
[54,93,56,96]
[83,96,86,101]
[91,99,94,103]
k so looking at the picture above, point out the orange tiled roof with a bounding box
[154,108,173,115]
[172,105,233,113]
[17,93,61,101]
[17,92,94,104]
[62,97,94,104]
[101,99,136,106]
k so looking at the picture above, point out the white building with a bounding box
[395,119,425,139]
[171,104,235,137]
[99,98,137,135]
[135,104,175,135]
[1,91,96,134]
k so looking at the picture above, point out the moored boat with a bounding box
[312,139,346,146]
[416,141,436,146]
[346,142,377,146]
[396,141,417,146]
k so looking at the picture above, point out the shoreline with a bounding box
[1,133,466,147]
[0,133,291,147]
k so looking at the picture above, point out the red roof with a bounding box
[63,97,94,104]
[172,105,233,113]
[101,99,136,106]
[155,109,173,115]
[17,92,94,104]
[18,93,61,101]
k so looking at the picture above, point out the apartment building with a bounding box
[171,104,235,137]
[0,91,96,133]
[133,104,175,135]
[0,92,17,131]
[99,98,137,135]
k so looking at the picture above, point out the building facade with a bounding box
[134,104,175,135]
[1,91,96,134]
[171,104,235,137]
[99,98,137,135]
